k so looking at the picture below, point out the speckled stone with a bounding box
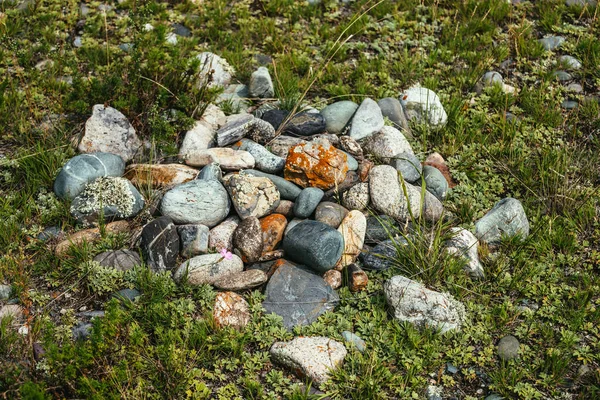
[224,173,280,219]
[161,179,230,226]
[231,139,285,174]
[242,169,302,200]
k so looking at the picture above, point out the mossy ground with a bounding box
[1,0,600,398]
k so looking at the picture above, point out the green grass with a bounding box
[1,0,600,398]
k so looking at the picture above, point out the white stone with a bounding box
[208,216,240,251]
[337,210,367,267]
[369,165,408,220]
[174,253,244,285]
[362,125,413,162]
[196,52,235,88]
[342,182,369,211]
[400,87,447,128]
[183,148,255,170]
[445,228,484,278]
[179,121,216,161]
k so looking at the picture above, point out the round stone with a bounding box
[293,187,324,218]
[282,220,344,273]
[224,173,280,219]
[389,151,422,183]
[315,202,349,228]
[321,100,358,134]
[497,335,520,361]
[342,182,369,211]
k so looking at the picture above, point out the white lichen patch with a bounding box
[72,177,135,217]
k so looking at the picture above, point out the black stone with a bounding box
[365,215,397,244]
[282,220,344,273]
[283,111,327,136]
[359,239,405,271]
[140,216,180,273]
[261,109,289,131]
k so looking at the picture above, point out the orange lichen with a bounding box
[260,213,287,252]
[284,141,348,190]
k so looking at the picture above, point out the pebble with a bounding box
[249,66,274,98]
[213,269,268,291]
[341,331,366,353]
[422,165,449,201]
[93,250,142,271]
[231,139,285,174]
[0,305,24,322]
[283,220,344,273]
[213,292,250,329]
[125,164,198,188]
[172,23,191,37]
[497,335,520,361]
[196,52,234,88]
[445,228,484,278]
[562,100,578,109]
[283,111,327,136]
[160,179,230,226]
[321,100,358,134]
[173,253,244,285]
[559,55,582,70]
[261,109,289,131]
[177,224,210,257]
[260,214,287,252]
[475,197,529,244]
[389,151,422,183]
[273,200,294,218]
[337,211,367,267]
[378,97,410,133]
[37,226,63,242]
[323,269,342,289]
[539,35,565,51]
[184,147,255,170]
[338,135,363,160]
[369,165,408,220]
[294,187,324,218]
[140,216,180,272]
[233,217,264,263]
[315,202,349,228]
[242,169,302,200]
[349,98,384,140]
[565,83,583,93]
[72,323,92,340]
[346,263,368,292]
[400,87,447,127]
[362,125,413,162]
[208,216,240,252]
[197,163,223,181]
[342,182,369,211]
[553,70,572,81]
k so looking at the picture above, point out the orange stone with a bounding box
[213,291,250,330]
[346,263,368,292]
[284,139,348,190]
[358,159,374,182]
[260,213,287,252]
[55,221,129,255]
[424,153,456,188]
[323,269,342,289]
[125,164,198,188]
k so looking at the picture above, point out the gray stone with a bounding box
[172,23,191,37]
[0,284,11,301]
[359,239,403,270]
[559,55,582,70]
[73,36,82,48]
[267,135,306,158]
[445,228,483,278]
[283,111,327,136]
[196,52,234,88]
[378,97,410,133]
[232,139,285,174]
[321,101,358,134]
[197,163,223,182]
[174,253,244,285]
[160,180,230,226]
[37,226,62,242]
[224,173,280,219]
[422,165,448,201]
[341,331,366,353]
[485,395,504,400]
[482,71,503,86]
[342,182,369,211]
[562,100,578,109]
[283,220,344,273]
[566,0,597,6]
[349,98,384,140]
[369,165,408,220]
[213,269,268,291]
[119,43,133,52]
[539,36,565,51]
[72,323,92,340]
[384,275,465,333]
[242,169,302,200]
[263,262,339,329]
[177,224,210,257]
[111,288,141,302]
[294,187,324,218]
[79,105,142,162]
[389,151,422,183]
[216,114,255,147]
[497,335,520,360]
[338,136,363,160]
[553,70,572,81]
[249,67,274,98]
[54,152,125,200]
[94,250,142,271]
[284,218,305,236]
[365,215,397,244]
[446,363,459,374]
[565,83,583,93]
[315,202,349,228]
[475,198,529,244]
[233,217,263,262]
[362,125,413,162]
[400,87,447,127]
[270,337,347,385]
[208,216,240,252]
[140,216,180,272]
[341,151,359,171]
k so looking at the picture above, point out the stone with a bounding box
[497,335,520,360]
[183,147,255,170]
[346,263,368,292]
[231,139,285,174]
[233,217,263,263]
[284,218,305,236]
[196,52,234,88]
[260,214,287,252]
[247,259,282,278]
[424,152,456,188]
[365,215,397,244]
[177,224,210,257]
[273,200,294,218]
[249,67,274,98]
[323,269,342,289]
[160,180,230,227]
[359,239,405,271]
[217,114,277,146]
[263,262,339,328]
[566,0,597,6]
[261,109,289,131]
[475,71,503,93]
[400,87,447,127]
[197,163,223,181]
[342,182,369,211]
[268,135,306,158]
[362,125,413,163]
[199,104,227,131]
[0,284,11,301]
[55,221,129,255]
[270,337,347,386]
[284,138,348,190]
[208,216,240,251]
[384,275,465,333]
[445,228,483,278]
[140,216,180,272]
[242,169,302,200]
[72,323,93,340]
[561,100,578,109]
[165,32,178,45]
[172,22,191,37]
[294,187,324,218]
[282,111,327,136]
[553,70,572,81]
[213,292,250,329]
[179,121,217,161]
[93,250,141,271]
[70,177,144,225]
[378,97,410,133]
[389,151,422,183]
[321,101,358,134]
[475,198,529,245]
[403,182,424,219]
[283,220,344,273]
[342,151,359,171]
[314,202,349,228]
[422,187,445,222]
[174,253,244,285]
[349,98,384,140]
[216,84,250,113]
[341,331,366,353]
[426,385,443,400]
[125,164,198,188]
[422,165,448,201]
[111,288,141,302]
[213,269,268,291]
[79,105,142,162]
[37,226,63,242]
[539,36,565,51]
[54,153,125,200]
[337,211,366,267]
[338,136,363,160]
[369,165,408,220]
[0,304,23,324]
[357,159,373,182]
[224,173,280,219]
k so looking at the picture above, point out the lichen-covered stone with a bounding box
[213,292,250,329]
[125,164,198,188]
[174,253,244,285]
[55,221,129,255]
[224,173,280,219]
[208,216,240,251]
[260,214,287,252]
[160,180,230,227]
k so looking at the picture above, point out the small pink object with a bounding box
[219,248,233,260]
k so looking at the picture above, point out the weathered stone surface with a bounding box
[342,182,369,211]
[362,125,413,162]
[177,224,209,257]
[125,164,198,188]
[359,239,403,271]
[179,121,216,161]
[497,335,520,361]
[241,169,302,200]
[79,105,142,162]
[111,288,140,302]
[55,221,129,255]
[140,216,180,273]
[213,292,250,330]
[196,52,234,88]
[283,220,344,273]
[93,250,141,271]
[260,214,287,252]
[198,103,227,131]
[378,97,410,133]
[174,253,244,285]
[384,275,465,333]
[261,109,289,131]
[183,147,255,170]
[208,216,240,251]
[224,173,280,219]
[342,150,359,171]
[160,180,230,226]
[268,135,306,158]
[263,263,339,329]
[475,198,529,245]
[54,153,125,200]
[559,55,582,70]
[231,139,285,174]
[346,263,368,292]
[0,284,12,301]
[213,269,268,291]
[282,111,327,136]
[284,139,348,190]
[337,210,366,267]
[400,87,447,127]
[216,114,254,146]
[323,269,342,289]
[422,165,448,201]
[390,151,421,183]
[273,200,294,218]
[406,182,444,222]
[369,165,408,220]
[247,258,286,278]
[233,217,263,263]
[249,66,274,98]
[338,136,363,160]
[349,98,384,140]
[294,187,324,218]
[314,202,349,228]
[321,101,358,134]
[445,228,483,278]
[0,305,24,325]
[270,337,347,385]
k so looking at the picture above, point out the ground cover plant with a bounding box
[0,0,599,399]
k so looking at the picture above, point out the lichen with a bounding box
[71,177,135,217]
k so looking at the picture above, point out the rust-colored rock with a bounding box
[257,250,285,262]
[55,221,129,255]
[346,263,368,292]
[260,214,288,252]
[284,138,348,190]
[125,164,198,188]
[358,159,374,182]
[213,292,250,330]
[323,269,342,289]
[425,153,456,188]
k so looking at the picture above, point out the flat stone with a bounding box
[341,331,366,353]
[389,151,422,183]
[539,35,565,51]
[337,211,366,267]
[349,98,384,140]
[231,139,285,174]
[224,173,280,219]
[196,52,234,88]
[369,165,408,220]
[445,228,483,278]
[497,335,520,360]
[184,147,255,170]
[208,216,240,252]
[270,337,347,386]
[160,179,230,226]
[213,269,268,291]
[172,22,191,37]
[365,215,397,244]
[93,250,142,271]
[267,135,306,158]
[378,97,410,133]
[346,263,368,292]
[342,182,369,211]
[553,70,572,81]
[475,198,529,245]
[125,164,198,188]
[213,292,250,329]
[283,220,344,273]
[78,105,142,162]
[242,169,302,200]
[323,269,342,289]
[315,202,349,228]
[55,221,130,255]
[260,213,287,252]
[174,253,244,285]
[233,217,263,263]
[177,224,210,257]
[54,153,125,200]
[197,163,223,181]
[422,165,448,201]
[294,187,324,218]
[400,87,447,127]
[140,216,180,272]
[384,275,465,333]
[321,101,358,134]
[362,125,413,163]
[249,66,274,98]
[216,114,255,146]
[263,262,339,329]
[283,111,327,136]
